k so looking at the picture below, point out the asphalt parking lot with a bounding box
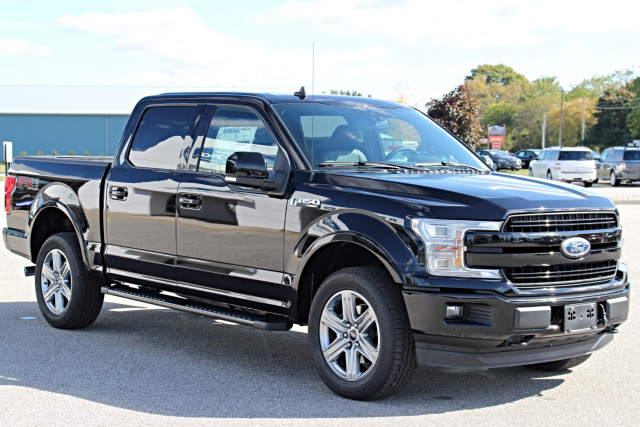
[1,187,638,426]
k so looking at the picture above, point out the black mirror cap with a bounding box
[226,152,268,179]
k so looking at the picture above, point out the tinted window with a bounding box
[558,150,592,161]
[129,106,199,169]
[600,149,609,161]
[198,107,279,174]
[624,150,640,160]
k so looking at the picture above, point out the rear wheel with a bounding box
[610,171,620,187]
[525,354,591,371]
[546,170,553,180]
[584,181,593,187]
[35,232,104,329]
[308,267,415,400]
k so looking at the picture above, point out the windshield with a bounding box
[271,103,488,171]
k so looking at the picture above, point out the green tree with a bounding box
[625,77,640,139]
[425,83,483,148]
[466,64,528,86]
[329,89,369,97]
[585,87,634,149]
[570,69,635,100]
[480,102,518,128]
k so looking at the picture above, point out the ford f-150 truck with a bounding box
[3,90,630,400]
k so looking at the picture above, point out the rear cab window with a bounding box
[128,106,201,169]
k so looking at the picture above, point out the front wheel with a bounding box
[546,170,553,180]
[308,267,415,400]
[35,232,104,329]
[525,354,591,371]
[528,168,534,177]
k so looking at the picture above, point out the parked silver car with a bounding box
[596,146,640,186]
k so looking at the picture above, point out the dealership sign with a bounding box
[489,126,505,136]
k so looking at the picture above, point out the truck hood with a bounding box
[326,171,616,220]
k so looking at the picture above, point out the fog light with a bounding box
[445,304,463,320]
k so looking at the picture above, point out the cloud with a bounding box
[252,0,638,46]
[0,39,52,55]
[55,7,399,93]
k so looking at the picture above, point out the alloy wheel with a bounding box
[319,290,380,381]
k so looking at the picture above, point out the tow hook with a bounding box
[24,266,35,277]
[506,336,529,347]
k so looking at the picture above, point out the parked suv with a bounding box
[529,146,596,187]
[596,146,640,186]
[476,149,521,170]
[514,149,541,169]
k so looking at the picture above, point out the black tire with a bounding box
[35,232,104,329]
[584,181,593,187]
[528,168,534,177]
[525,354,591,371]
[308,267,416,400]
[610,170,620,187]
[546,170,553,180]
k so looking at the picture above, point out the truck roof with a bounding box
[146,91,404,108]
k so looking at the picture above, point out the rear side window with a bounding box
[624,150,640,160]
[558,151,592,161]
[128,106,199,169]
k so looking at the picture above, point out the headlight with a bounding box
[411,218,503,279]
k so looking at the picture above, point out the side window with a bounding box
[600,149,609,162]
[538,151,546,160]
[198,107,279,174]
[128,106,199,169]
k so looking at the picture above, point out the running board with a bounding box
[101,285,292,331]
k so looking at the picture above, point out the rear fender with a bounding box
[27,183,91,268]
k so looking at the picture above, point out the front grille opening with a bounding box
[505,260,618,289]
[504,212,617,233]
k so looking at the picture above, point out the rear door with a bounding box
[104,101,204,285]
[175,102,290,311]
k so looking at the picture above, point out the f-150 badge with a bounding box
[290,198,321,208]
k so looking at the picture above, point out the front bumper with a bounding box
[402,274,629,368]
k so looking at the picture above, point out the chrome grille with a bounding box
[505,260,618,289]
[504,212,617,233]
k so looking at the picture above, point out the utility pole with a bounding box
[558,88,564,147]
[542,112,547,149]
[581,98,586,142]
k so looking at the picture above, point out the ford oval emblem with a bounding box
[560,237,591,260]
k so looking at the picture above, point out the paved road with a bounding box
[0,196,638,426]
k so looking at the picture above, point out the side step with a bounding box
[101,285,293,331]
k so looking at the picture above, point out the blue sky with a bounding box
[1,0,638,104]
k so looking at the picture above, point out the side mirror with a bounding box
[225,152,285,192]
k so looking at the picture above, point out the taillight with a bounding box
[5,175,15,213]
[592,160,597,170]
[555,162,562,170]
[620,162,626,171]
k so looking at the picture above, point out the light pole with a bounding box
[557,88,564,147]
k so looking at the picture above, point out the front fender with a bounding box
[292,210,420,285]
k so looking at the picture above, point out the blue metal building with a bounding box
[0,85,211,160]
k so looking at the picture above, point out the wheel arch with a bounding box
[293,233,406,325]
[27,184,91,269]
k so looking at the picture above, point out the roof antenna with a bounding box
[294,86,306,99]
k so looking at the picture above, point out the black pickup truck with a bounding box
[3,91,630,400]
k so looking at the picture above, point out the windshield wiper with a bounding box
[413,161,486,172]
[318,161,425,171]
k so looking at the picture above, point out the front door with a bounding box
[175,104,289,310]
